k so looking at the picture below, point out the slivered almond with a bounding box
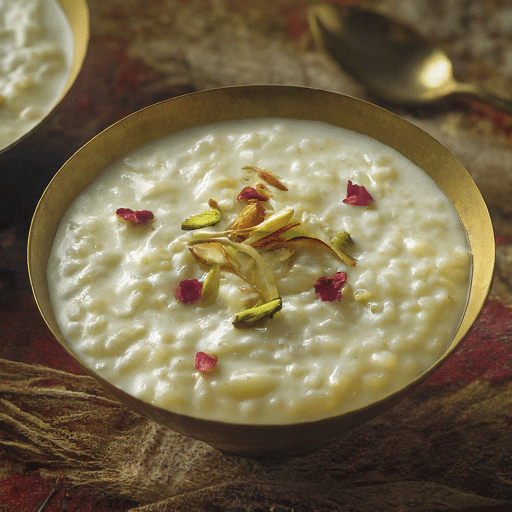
[243,166,288,191]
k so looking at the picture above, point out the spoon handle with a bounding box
[454,82,512,114]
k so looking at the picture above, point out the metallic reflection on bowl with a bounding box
[28,85,494,456]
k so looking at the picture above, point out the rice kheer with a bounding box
[47,118,472,425]
[0,0,73,151]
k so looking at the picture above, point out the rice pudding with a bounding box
[47,118,472,425]
[0,0,73,151]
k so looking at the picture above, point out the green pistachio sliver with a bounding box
[201,264,221,307]
[232,298,282,328]
[181,205,222,230]
[332,231,355,256]
[190,238,279,302]
[242,208,294,245]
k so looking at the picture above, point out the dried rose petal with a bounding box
[195,351,218,372]
[342,181,374,206]
[237,186,269,202]
[314,272,348,302]
[176,279,203,304]
[116,208,154,225]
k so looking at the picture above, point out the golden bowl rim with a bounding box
[27,85,495,455]
[0,0,90,155]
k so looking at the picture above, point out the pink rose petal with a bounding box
[314,272,348,302]
[116,208,154,225]
[195,351,218,372]
[176,279,203,305]
[342,181,374,206]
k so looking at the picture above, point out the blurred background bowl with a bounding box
[28,85,494,456]
[0,0,89,230]
[0,0,89,156]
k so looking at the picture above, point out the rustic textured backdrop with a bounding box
[2,1,512,510]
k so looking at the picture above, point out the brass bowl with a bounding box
[28,86,495,456]
[0,0,89,155]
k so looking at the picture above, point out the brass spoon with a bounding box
[308,3,512,112]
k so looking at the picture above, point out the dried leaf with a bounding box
[232,298,282,328]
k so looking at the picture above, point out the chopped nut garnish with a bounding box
[242,208,295,245]
[190,239,279,302]
[243,166,288,191]
[332,231,355,256]
[255,183,272,199]
[181,200,222,230]
[201,264,220,307]
[233,298,282,328]
[227,202,266,232]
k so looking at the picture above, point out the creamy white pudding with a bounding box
[0,0,73,151]
[47,118,472,425]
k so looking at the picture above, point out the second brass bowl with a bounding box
[0,0,89,155]
[28,85,494,456]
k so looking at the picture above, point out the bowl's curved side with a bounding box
[0,0,90,155]
[28,86,495,455]
[58,0,90,102]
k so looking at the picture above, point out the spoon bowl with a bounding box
[309,3,512,111]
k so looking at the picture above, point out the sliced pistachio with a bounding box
[332,231,355,256]
[226,202,266,232]
[189,241,236,268]
[280,225,357,267]
[201,264,221,307]
[189,238,279,302]
[242,208,295,245]
[243,166,288,191]
[249,222,301,249]
[232,298,282,328]
[181,200,222,230]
